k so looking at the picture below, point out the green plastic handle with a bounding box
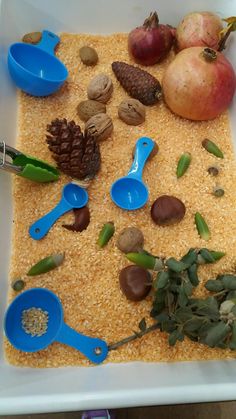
[13,154,59,183]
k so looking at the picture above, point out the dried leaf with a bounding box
[156,271,170,289]
[222,16,236,24]
[181,248,197,267]
[205,279,224,292]
[138,318,147,332]
[166,258,187,273]
[204,322,231,348]
[187,264,199,286]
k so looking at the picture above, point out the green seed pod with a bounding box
[176,152,191,178]
[187,263,199,286]
[195,212,210,241]
[166,258,187,273]
[97,222,115,247]
[209,250,226,261]
[205,279,224,292]
[11,279,25,292]
[126,252,163,271]
[202,139,224,158]
[27,253,65,276]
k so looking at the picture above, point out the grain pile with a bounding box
[5,33,236,367]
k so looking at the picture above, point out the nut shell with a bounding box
[77,100,106,122]
[79,46,98,66]
[117,227,144,253]
[22,32,42,44]
[85,113,113,142]
[87,74,113,103]
[151,195,186,226]
[119,265,152,301]
[118,98,145,125]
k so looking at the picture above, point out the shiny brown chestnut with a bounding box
[62,206,90,232]
[151,195,186,226]
[119,265,152,301]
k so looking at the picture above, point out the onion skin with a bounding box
[128,12,174,66]
[162,47,236,121]
[176,11,223,51]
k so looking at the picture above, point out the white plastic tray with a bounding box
[0,0,236,415]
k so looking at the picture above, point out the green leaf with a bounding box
[156,271,170,289]
[183,280,194,297]
[166,258,187,273]
[229,321,236,350]
[204,322,231,348]
[192,297,220,321]
[220,275,236,290]
[181,248,198,267]
[138,318,147,332]
[168,329,184,346]
[226,291,236,301]
[183,317,204,333]
[174,307,193,323]
[195,212,210,241]
[187,263,199,286]
[161,320,176,333]
[205,279,224,292]
[178,286,189,307]
[199,248,215,263]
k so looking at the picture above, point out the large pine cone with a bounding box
[46,118,101,180]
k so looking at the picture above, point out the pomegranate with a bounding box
[162,47,236,121]
[176,11,223,51]
[128,12,174,66]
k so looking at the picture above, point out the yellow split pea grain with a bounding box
[5,33,236,367]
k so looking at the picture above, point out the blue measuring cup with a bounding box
[110,137,155,210]
[8,30,68,96]
[4,288,108,364]
[29,183,88,240]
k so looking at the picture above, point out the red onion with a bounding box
[176,11,223,51]
[128,12,174,66]
[162,47,236,121]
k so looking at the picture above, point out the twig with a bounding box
[218,23,235,51]
[108,323,160,351]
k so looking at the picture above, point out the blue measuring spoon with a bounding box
[8,30,68,96]
[4,288,108,364]
[29,183,88,240]
[110,137,155,210]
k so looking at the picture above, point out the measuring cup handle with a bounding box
[36,30,60,54]
[56,323,108,364]
[29,199,71,240]
[127,137,155,180]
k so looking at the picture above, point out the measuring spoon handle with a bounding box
[56,323,108,364]
[36,30,60,54]
[29,199,71,240]
[127,137,154,180]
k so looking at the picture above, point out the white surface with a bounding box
[0,0,236,415]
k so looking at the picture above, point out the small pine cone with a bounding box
[112,61,162,105]
[46,118,101,180]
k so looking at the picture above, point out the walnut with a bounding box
[118,98,146,125]
[77,100,106,122]
[87,74,113,103]
[85,113,113,142]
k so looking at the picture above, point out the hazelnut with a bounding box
[119,265,152,301]
[79,46,98,66]
[151,195,186,226]
[117,227,144,253]
[85,113,113,142]
[87,74,113,103]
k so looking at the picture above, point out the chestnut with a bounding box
[151,195,186,226]
[119,265,152,301]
